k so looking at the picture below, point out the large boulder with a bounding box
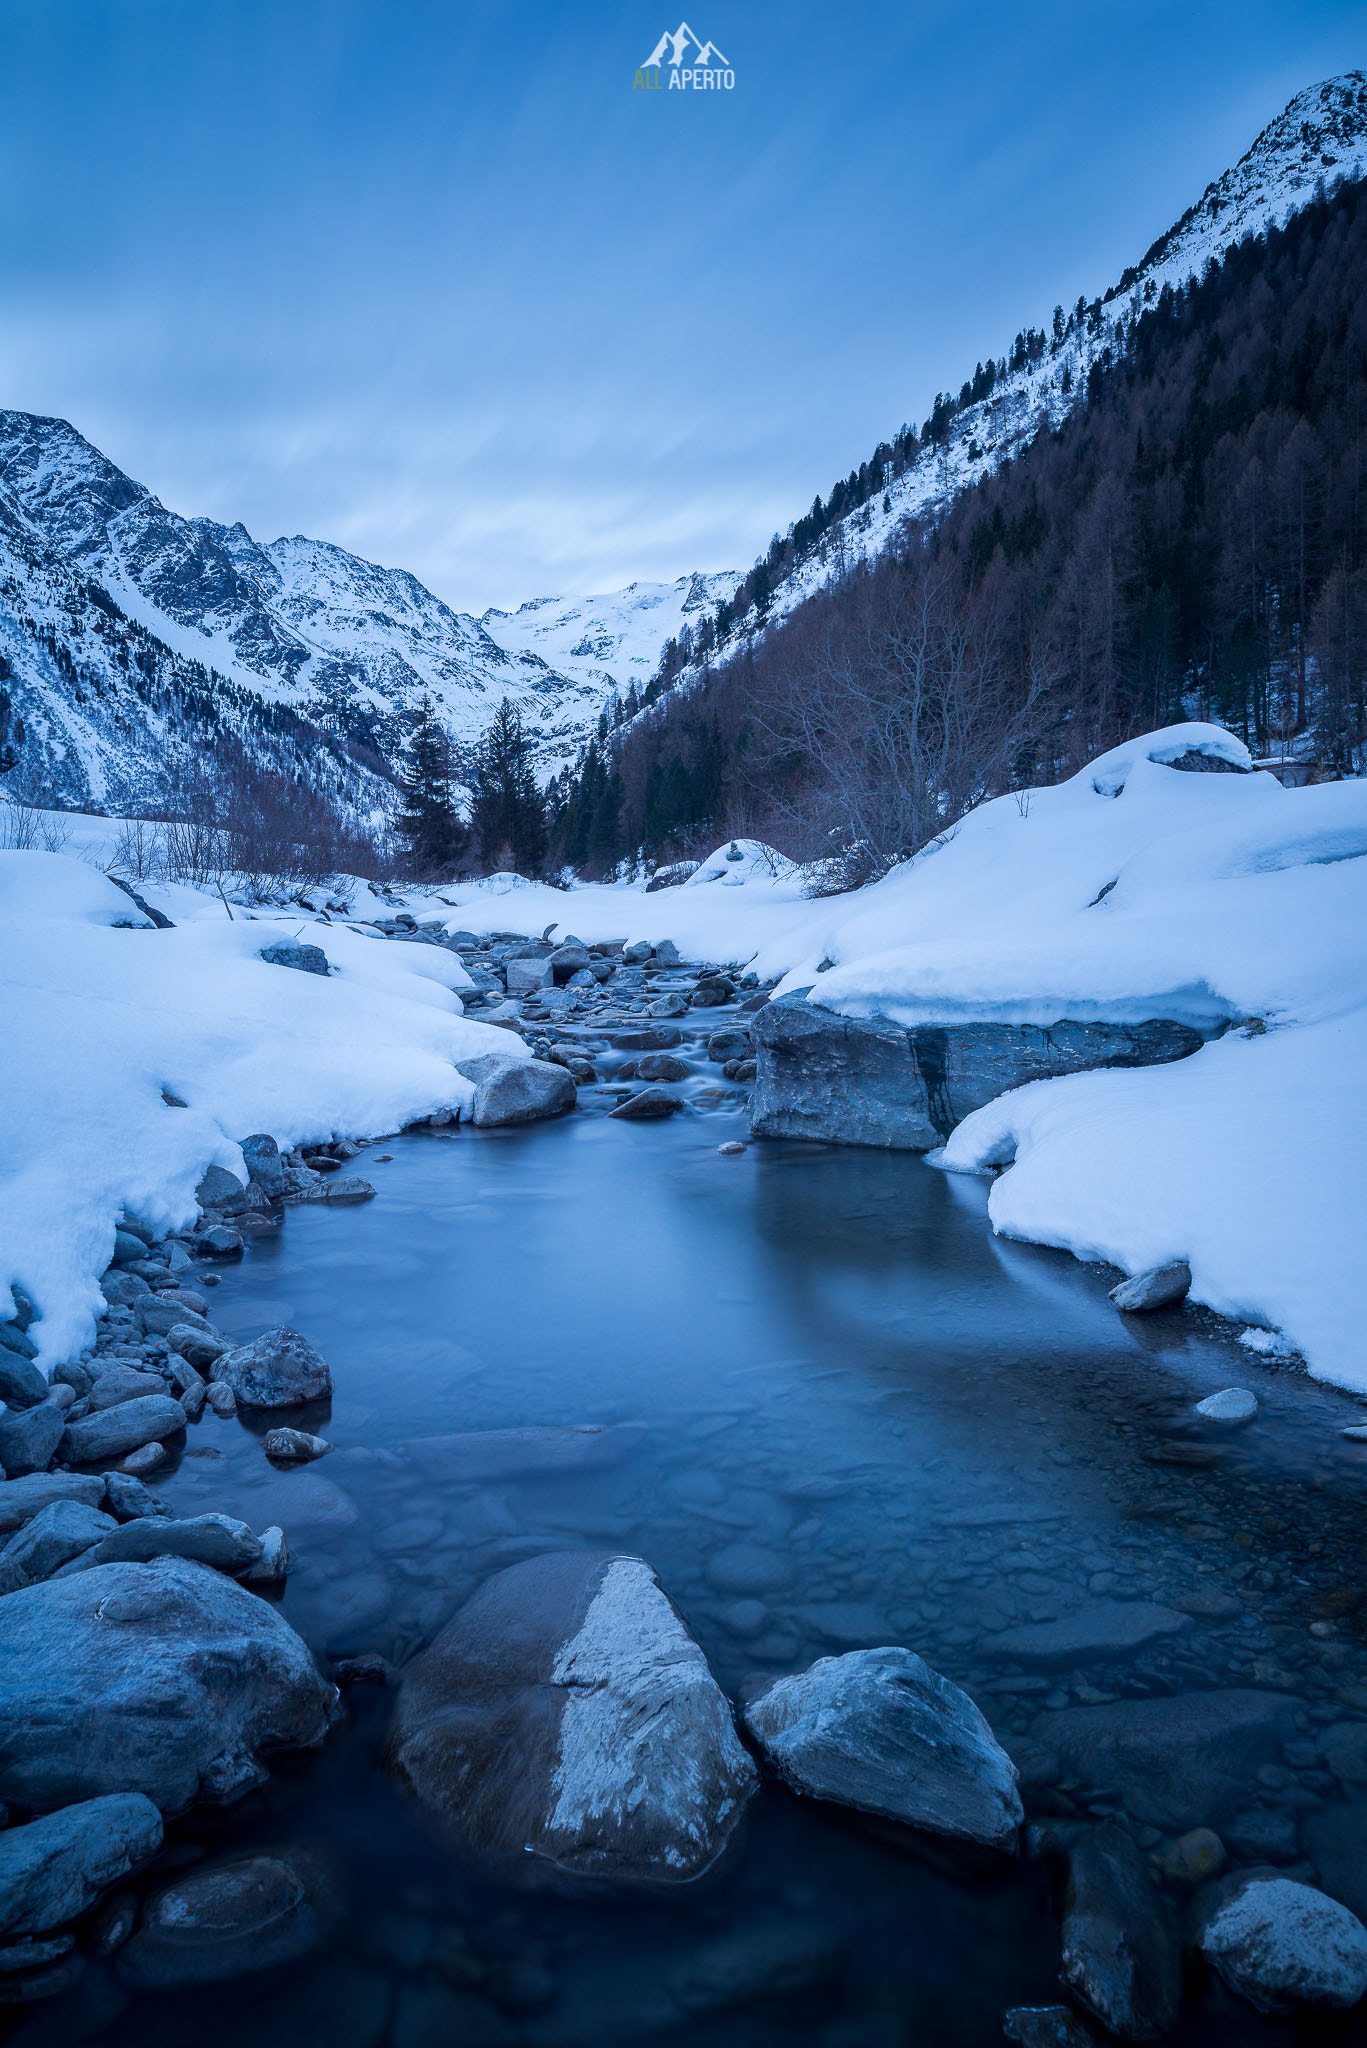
[1194,1872,1367,2013]
[455,1052,576,1127]
[0,1556,333,1813]
[1061,1825,1180,2040]
[741,1646,1022,1851]
[60,1394,187,1465]
[77,1513,263,1576]
[749,996,1207,1149]
[0,1474,105,1533]
[117,1849,336,1986]
[214,1326,332,1408]
[0,1351,47,1410]
[387,1550,757,1888]
[0,1793,163,1938]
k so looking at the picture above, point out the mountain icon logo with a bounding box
[635,23,735,89]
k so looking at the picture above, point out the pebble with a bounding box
[122,1442,167,1476]
[717,1141,747,1155]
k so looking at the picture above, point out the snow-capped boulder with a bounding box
[1196,1873,1367,2012]
[387,1550,757,1887]
[455,1051,575,1126]
[741,1647,1022,1852]
[0,1556,332,1813]
[0,1793,163,1938]
[258,941,329,976]
[214,1325,332,1408]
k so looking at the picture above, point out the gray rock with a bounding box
[549,944,590,984]
[0,1474,106,1533]
[742,1646,1022,1851]
[79,1514,263,1576]
[165,1335,218,1386]
[647,992,690,1018]
[1060,1824,1180,2040]
[61,1395,187,1465]
[100,1270,151,1306]
[294,1172,376,1204]
[137,1296,203,1339]
[1004,2008,1103,2047]
[0,1795,163,1939]
[387,1550,757,1888]
[195,1164,245,1208]
[1195,1387,1257,1422]
[0,1353,47,1410]
[611,1027,682,1052]
[0,1556,333,1812]
[750,996,1208,1149]
[690,977,734,1007]
[0,1402,65,1477]
[454,1052,575,1127]
[111,1229,147,1268]
[644,863,699,892]
[239,1134,284,1197]
[153,1285,210,1317]
[205,1381,237,1417]
[195,1223,244,1258]
[277,1163,325,1200]
[102,1473,171,1523]
[0,1322,38,1360]
[636,1053,690,1082]
[258,941,329,976]
[988,1600,1190,1669]
[88,1365,165,1410]
[1024,1690,1298,1833]
[215,1326,332,1408]
[1195,1873,1367,2013]
[241,1526,290,1585]
[622,940,654,963]
[263,1427,332,1463]
[506,957,552,995]
[708,1027,751,1063]
[123,1441,168,1477]
[610,1087,682,1120]
[118,1850,335,1986]
[1109,1262,1192,1312]
[0,1501,116,1593]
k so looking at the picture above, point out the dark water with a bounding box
[39,1032,1367,2048]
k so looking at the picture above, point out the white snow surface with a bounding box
[481,572,740,700]
[0,852,525,1372]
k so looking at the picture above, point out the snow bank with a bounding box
[0,853,524,1371]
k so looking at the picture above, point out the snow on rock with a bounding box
[0,852,526,1371]
[685,840,798,888]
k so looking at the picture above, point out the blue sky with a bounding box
[1,0,1364,610]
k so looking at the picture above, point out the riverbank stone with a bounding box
[455,1053,575,1127]
[387,1550,757,1888]
[0,1403,65,1476]
[118,1849,336,1986]
[1109,1263,1192,1313]
[0,1501,116,1593]
[988,1600,1189,1669]
[214,1326,332,1408]
[0,1354,46,1410]
[1061,1824,1180,2040]
[60,1395,187,1465]
[609,1087,682,1121]
[0,1474,105,1532]
[1194,1872,1367,2013]
[742,1647,1023,1852]
[0,1556,333,1813]
[1195,1387,1258,1422]
[0,1795,163,1939]
[77,1513,262,1576]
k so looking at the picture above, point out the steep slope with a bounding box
[482,572,740,701]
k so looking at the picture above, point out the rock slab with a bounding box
[0,1793,163,1938]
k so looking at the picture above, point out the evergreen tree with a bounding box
[469,698,548,874]
[396,696,466,875]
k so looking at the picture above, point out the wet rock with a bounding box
[60,1395,186,1466]
[611,1027,682,1052]
[215,1325,332,1408]
[1060,1824,1180,2040]
[196,1164,246,1208]
[403,1422,645,1484]
[1158,1828,1226,1886]
[717,1140,747,1155]
[239,1133,285,1197]
[635,1053,690,1082]
[1195,1872,1367,2013]
[622,940,653,963]
[242,1526,290,1586]
[0,1501,116,1593]
[110,1229,147,1268]
[653,939,680,965]
[647,993,690,1018]
[78,1513,263,1576]
[0,1557,332,1812]
[387,1550,757,1887]
[205,1381,237,1417]
[1194,1387,1257,1422]
[151,1284,210,1317]
[195,1224,244,1259]
[1109,1263,1192,1313]
[118,1850,336,1986]
[609,1087,682,1120]
[0,1402,65,1477]
[0,1354,47,1410]
[742,1646,1023,1852]
[1004,2008,1103,2047]
[1024,1690,1298,1832]
[455,1053,575,1126]
[988,1600,1189,1669]
[123,1442,167,1477]
[88,1365,165,1410]
[258,941,329,976]
[298,1173,376,1204]
[506,957,552,995]
[690,977,734,1007]
[750,997,1206,1149]
[138,1295,206,1338]
[100,1270,151,1306]
[549,944,590,984]
[0,1795,162,1939]
[264,1427,332,1463]
[708,1027,751,1063]
[0,1475,105,1533]
[102,1473,170,1523]
[1223,1806,1300,1863]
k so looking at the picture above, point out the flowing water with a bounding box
[46,1017,1367,2048]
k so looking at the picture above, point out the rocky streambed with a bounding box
[4,937,1367,2044]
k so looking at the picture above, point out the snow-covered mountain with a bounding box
[481,571,739,701]
[672,72,1367,675]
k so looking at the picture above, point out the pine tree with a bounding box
[468,698,548,875]
[396,696,466,876]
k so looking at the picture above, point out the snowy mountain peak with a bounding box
[481,570,740,698]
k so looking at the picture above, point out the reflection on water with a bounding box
[63,1088,1367,2048]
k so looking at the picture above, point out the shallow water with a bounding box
[47,1023,1367,2048]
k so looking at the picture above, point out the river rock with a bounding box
[239,1133,285,1197]
[0,1795,163,1939]
[402,1422,646,1484]
[1060,1824,1180,2040]
[88,1365,165,1410]
[648,993,690,1017]
[1195,1873,1367,2013]
[506,957,552,995]
[263,1427,331,1463]
[0,1353,46,1410]
[455,1053,575,1126]
[1109,1262,1192,1312]
[636,1053,691,1082]
[1195,1387,1257,1422]
[118,1849,336,1986]
[988,1600,1189,1669]
[742,1647,1023,1851]
[102,1473,170,1522]
[708,1027,751,1063]
[259,941,329,976]
[387,1550,757,1887]
[1004,2009,1104,2047]
[78,1513,262,1575]
[0,1556,333,1812]
[0,1402,65,1477]
[749,996,1206,1149]
[0,1501,116,1593]
[611,1027,682,1052]
[196,1164,245,1208]
[0,1474,105,1533]
[610,1087,682,1120]
[214,1326,332,1408]
[101,1269,151,1306]
[60,1395,186,1465]
[1023,1690,1298,1833]
[195,1223,244,1259]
